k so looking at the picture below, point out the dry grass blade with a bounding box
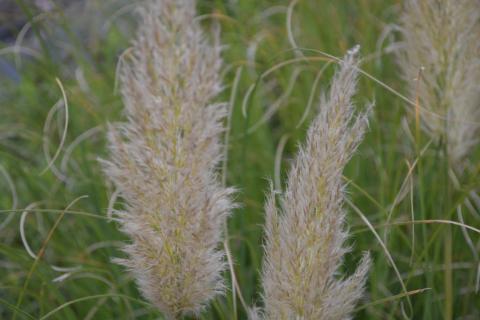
[40,78,69,176]
[13,196,88,320]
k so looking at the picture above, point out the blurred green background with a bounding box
[1,0,479,319]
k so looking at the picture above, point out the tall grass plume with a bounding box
[257,50,371,319]
[399,0,480,167]
[101,0,234,318]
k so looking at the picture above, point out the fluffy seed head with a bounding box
[399,0,480,167]
[102,0,233,318]
[259,51,371,320]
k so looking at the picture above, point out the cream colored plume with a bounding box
[399,0,480,167]
[102,0,234,318]
[258,50,371,320]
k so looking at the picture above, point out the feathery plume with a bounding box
[258,50,371,320]
[399,0,480,167]
[102,0,233,318]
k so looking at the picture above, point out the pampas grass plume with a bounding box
[258,49,371,320]
[102,0,234,318]
[399,0,480,167]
